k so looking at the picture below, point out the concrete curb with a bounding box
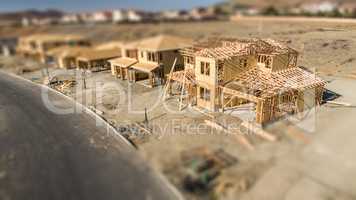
[4,71,184,200]
[6,72,134,147]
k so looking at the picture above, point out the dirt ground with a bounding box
[1,18,356,200]
[2,19,356,78]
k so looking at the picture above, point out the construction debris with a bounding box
[118,122,153,148]
[180,147,238,193]
[326,100,353,107]
[240,121,277,142]
[43,75,76,94]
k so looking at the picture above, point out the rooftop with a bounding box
[190,38,297,60]
[46,46,91,58]
[224,66,326,98]
[121,40,141,49]
[77,48,121,61]
[108,57,137,68]
[131,62,160,73]
[135,34,193,51]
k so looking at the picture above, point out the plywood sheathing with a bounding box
[76,48,121,62]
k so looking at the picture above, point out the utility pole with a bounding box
[93,83,96,110]
[144,107,148,126]
[82,70,87,89]
[45,65,50,79]
[41,68,45,79]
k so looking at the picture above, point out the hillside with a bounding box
[226,0,352,8]
[0,9,63,21]
[214,0,355,14]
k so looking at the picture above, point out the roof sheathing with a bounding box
[190,38,297,60]
[225,66,326,98]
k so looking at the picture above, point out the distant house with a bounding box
[45,46,91,69]
[237,5,261,16]
[0,37,18,57]
[29,17,60,26]
[16,33,91,63]
[178,10,191,21]
[112,9,128,23]
[190,7,204,20]
[159,10,191,21]
[127,9,143,22]
[109,35,192,87]
[160,10,181,21]
[126,9,154,22]
[91,11,113,23]
[78,12,93,23]
[301,1,338,14]
[21,17,31,27]
[60,13,81,24]
[289,7,303,15]
[189,7,218,21]
[338,2,356,15]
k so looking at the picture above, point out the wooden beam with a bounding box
[241,121,277,142]
[179,69,187,111]
[191,106,215,119]
[220,86,262,103]
[205,120,254,150]
[162,57,177,101]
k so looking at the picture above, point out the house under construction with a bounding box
[16,34,91,63]
[76,48,121,72]
[45,46,91,69]
[44,41,122,70]
[165,37,326,124]
[109,35,192,87]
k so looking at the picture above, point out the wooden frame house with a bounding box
[109,35,192,87]
[45,46,91,69]
[109,41,140,80]
[0,37,18,57]
[45,41,122,70]
[166,38,326,124]
[16,34,90,63]
[76,48,121,72]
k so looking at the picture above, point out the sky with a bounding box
[0,0,224,12]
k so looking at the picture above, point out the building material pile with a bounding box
[118,122,153,148]
[44,75,76,94]
[181,147,238,193]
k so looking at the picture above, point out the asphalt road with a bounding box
[0,72,179,200]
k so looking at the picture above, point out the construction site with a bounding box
[166,37,325,125]
[1,17,356,200]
